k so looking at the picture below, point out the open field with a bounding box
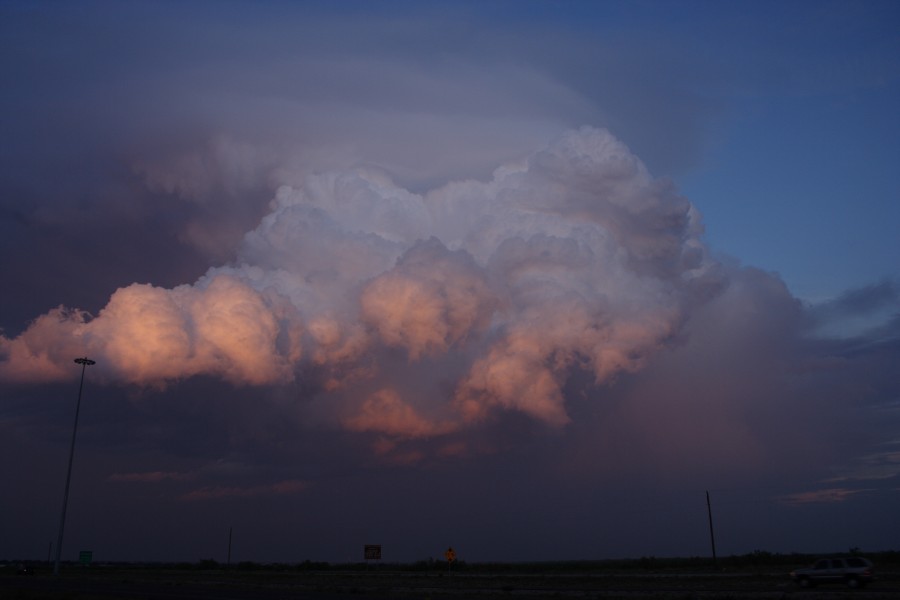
[3,560,900,600]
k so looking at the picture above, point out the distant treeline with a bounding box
[34,549,897,572]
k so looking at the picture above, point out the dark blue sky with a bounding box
[2,1,898,563]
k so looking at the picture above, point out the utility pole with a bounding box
[706,491,718,570]
[53,357,96,576]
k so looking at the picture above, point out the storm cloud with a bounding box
[2,1,898,563]
[1,128,720,441]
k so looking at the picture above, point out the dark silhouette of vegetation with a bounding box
[5,549,899,575]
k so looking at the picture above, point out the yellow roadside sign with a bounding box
[444,547,456,563]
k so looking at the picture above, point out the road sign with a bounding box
[364,544,382,560]
[79,550,93,565]
[444,547,456,563]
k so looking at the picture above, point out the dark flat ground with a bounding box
[3,567,899,599]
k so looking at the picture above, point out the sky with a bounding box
[1,0,899,564]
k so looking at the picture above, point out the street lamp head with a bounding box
[74,357,96,366]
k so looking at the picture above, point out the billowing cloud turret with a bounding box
[1,127,720,437]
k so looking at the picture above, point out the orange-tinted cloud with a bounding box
[108,471,193,483]
[779,488,870,505]
[1,128,717,434]
[343,388,457,439]
[361,239,499,360]
[181,479,309,501]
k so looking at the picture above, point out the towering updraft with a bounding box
[1,128,721,437]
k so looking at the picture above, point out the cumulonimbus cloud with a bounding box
[1,127,721,436]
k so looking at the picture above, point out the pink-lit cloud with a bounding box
[108,471,194,483]
[779,488,871,505]
[343,388,457,439]
[181,479,309,501]
[1,128,719,437]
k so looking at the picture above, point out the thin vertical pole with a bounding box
[706,491,718,570]
[53,357,95,576]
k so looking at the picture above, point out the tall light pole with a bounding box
[706,490,718,570]
[53,357,95,576]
